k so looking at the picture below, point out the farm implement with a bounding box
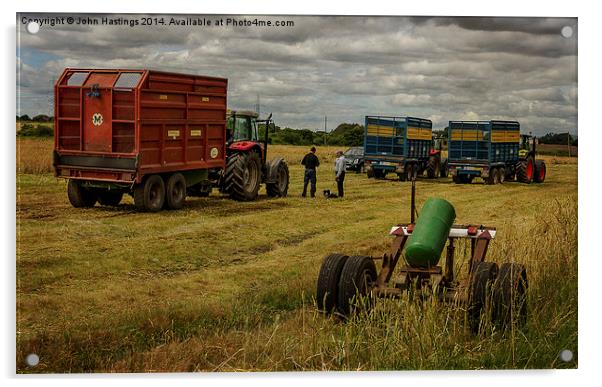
[316,179,528,332]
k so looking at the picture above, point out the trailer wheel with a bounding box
[493,263,528,329]
[134,175,165,212]
[373,169,385,179]
[266,159,290,197]
[533,160,546,183]
[67,180,97,208]
[498,168,505,184]
[98,190,123,206]
[316,253,349,313]
[405,164,415,181]
[453,175,472,184]
[165,173,187,210]
[487,168,499,185]
[224,151,262,201]
[516,157,534,184]
[366,167,375,178]
[467,261,499,333]
[337,255,377,316]
[426,155,441,179]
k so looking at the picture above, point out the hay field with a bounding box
[16,138,577,372]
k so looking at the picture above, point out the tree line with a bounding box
[259,122,365,147]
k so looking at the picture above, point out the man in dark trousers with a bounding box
[335,150,346,198]
[301,146,320,197]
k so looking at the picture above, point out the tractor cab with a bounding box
[227,110,259,144]
[519,134,537,158]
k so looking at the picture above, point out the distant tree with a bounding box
[18,114,31,121]
[32,114,52,122]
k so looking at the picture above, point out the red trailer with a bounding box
[53,68,289,211]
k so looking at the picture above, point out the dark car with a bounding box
[344,146,365,173]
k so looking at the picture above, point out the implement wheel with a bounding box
[498,168,505,184]
[134,175,165,212]
[487,168,499,185]
[516,157,534,184]
[67,180,97,208]
[224,151,262,201]
[165,173,187,210]
[493,263,528,329]
[337,255,377,316]
[467,261,498,333]
[533,160,546,183]
[266,159,290,198]
[316,253,349,313]
[98,190,123,206]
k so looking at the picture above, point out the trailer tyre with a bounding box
[98,190,123,206]
[487,168,499,185]
[366,167,374,178]
[492,263,528,329]
[165,173,187,210]
[337,255,377,316]
[426,155,441,179]
[516,157,534,184]
[440,159,449,178]
[467,261,499,333]
[498,168,505,184]
[134,175,165,212]
[316,253,349,313]
[224,151,262,201]
[533,160,546,183]
[266,159,290,198]
[67,180,97,208]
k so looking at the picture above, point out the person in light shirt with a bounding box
[334,150,346,198]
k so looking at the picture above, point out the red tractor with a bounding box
[219,110,289,201]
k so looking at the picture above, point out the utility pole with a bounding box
[324,115,327,146]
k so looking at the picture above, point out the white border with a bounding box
[4,1,599,386]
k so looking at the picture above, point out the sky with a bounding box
[16,14,578,135]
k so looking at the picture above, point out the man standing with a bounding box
[301,146,320,197]
[335,150,346,198]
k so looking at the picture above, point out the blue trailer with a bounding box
[363,116,445,181]
[447,120,546,184]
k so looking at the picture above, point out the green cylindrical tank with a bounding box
[405,198,456,267]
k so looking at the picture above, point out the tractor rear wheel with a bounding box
[533,160,546,183]
[67,180,97,208]
[337,255,377,316]
[98,190,123,206]
[487,168,499,185]
[134,175,165,212]
[467,261,498,333]
[224,151,262,201]
[165,173,187,210]
[516,157,534,184]
[426,155,441,179]
[316,253,349,313]
[492,263,528,329]
[266,159,290,197]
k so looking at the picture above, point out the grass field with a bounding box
[16,138,577,372]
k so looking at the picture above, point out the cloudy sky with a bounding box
[17,14,577,135]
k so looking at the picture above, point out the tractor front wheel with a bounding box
[337,255,377,316]
[534,160,546,183]
[224,152,262,201]
[316,253,349,313]
[266,159,290,198]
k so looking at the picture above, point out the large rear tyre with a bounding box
[533,160,546,183]
[67,180,97,208]
[493,263,528,329]
[516,157,534,184]
[467,261,498,333]
[224,152,262,201]
[98,190,123,206]
[426,155,441,179]
[337,255,377,316]
[266,159,290,197]
[316,253,349,313]
[165,173,187,210]
[133,175,165,212]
